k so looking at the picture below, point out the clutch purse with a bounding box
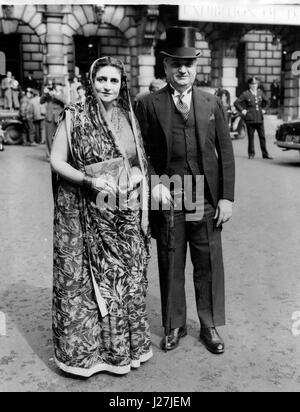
[84,157,127,181]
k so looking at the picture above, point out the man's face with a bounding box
[249,80,258,93]
[164,58,197,91]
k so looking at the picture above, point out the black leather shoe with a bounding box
[200,327,225,354]
[161,326,187,351]
[263,154,273,159]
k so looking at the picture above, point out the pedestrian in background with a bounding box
[234,76,272,160]
[69,76,82,103]
[23,70,37,91]
[133,78,166,110]
[19,88,36,146]
[11,75,20,110]
[75,85,86,104]
[41,82,66,160]
[31,89,46,144]
[1,71,13,110]
[50,56,152,377]
[270,78,281,110]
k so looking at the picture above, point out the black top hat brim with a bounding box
[160,27,202,59]
[160,49,201,59]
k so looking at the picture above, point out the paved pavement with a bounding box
[1,117,300,392]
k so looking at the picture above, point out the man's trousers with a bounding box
[156,211,225,330]
[246,122,268,157]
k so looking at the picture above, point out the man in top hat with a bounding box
[135,26,235,354]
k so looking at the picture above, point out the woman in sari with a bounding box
[50,57,152,377]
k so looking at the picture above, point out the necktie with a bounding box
[176,94,189,121]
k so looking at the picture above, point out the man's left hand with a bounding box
[214,199,233,227]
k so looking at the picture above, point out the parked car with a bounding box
[0,109,24,145]
[275,120,300,153]
[1,119,24,145]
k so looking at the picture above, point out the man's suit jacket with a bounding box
[135,85,235,210]
[234,89,268,124]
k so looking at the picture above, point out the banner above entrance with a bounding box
[179,2,300,26]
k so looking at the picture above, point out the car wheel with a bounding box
[4,124,23,145]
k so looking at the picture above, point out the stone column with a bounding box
[138,55,156,94]
[44,6,66,85]
[221,57,238,103]
[282,52,300,121]
[211,40,238,104]
[135,5,159,94]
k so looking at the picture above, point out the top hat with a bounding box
[160,26,201,59]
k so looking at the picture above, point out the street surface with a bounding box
[0,116,300,392]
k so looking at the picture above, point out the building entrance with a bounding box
[0,34,22,83]
[74,36,101,82]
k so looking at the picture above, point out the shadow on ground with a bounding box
[0,283,55,373]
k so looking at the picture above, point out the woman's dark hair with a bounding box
[88,56,129,111]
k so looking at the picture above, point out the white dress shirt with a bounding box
[170,84,193,110]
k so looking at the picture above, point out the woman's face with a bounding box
[94,65,121,107]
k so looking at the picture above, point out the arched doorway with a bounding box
[74,35,100,83]
[0,34,22,83]
[71,24,131,87]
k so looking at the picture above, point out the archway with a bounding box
[0,34,22,83]
[71,24,131,86]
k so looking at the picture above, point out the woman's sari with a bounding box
[52,58,152,377]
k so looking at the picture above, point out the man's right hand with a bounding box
[151,183,172,207]
[241,109,247,116]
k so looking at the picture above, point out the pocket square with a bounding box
[209,113,215,121]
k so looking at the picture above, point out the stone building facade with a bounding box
[0,4,300,120]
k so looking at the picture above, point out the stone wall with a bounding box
[19,23,43,84]
[242,30,282,96]
[62,4,138,95]
[65,23,131,85]
[195,32,211,82]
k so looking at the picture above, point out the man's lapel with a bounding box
[152,85,211,158]
[193,86,211,152]
[153,86,173,158]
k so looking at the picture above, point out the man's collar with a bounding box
[169,83,192,96]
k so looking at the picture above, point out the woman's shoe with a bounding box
[0,143,4,151]
[248,154,254,159]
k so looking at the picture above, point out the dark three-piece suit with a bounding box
[135,85,235,330]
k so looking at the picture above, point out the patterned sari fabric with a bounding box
[52,61,152,377]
